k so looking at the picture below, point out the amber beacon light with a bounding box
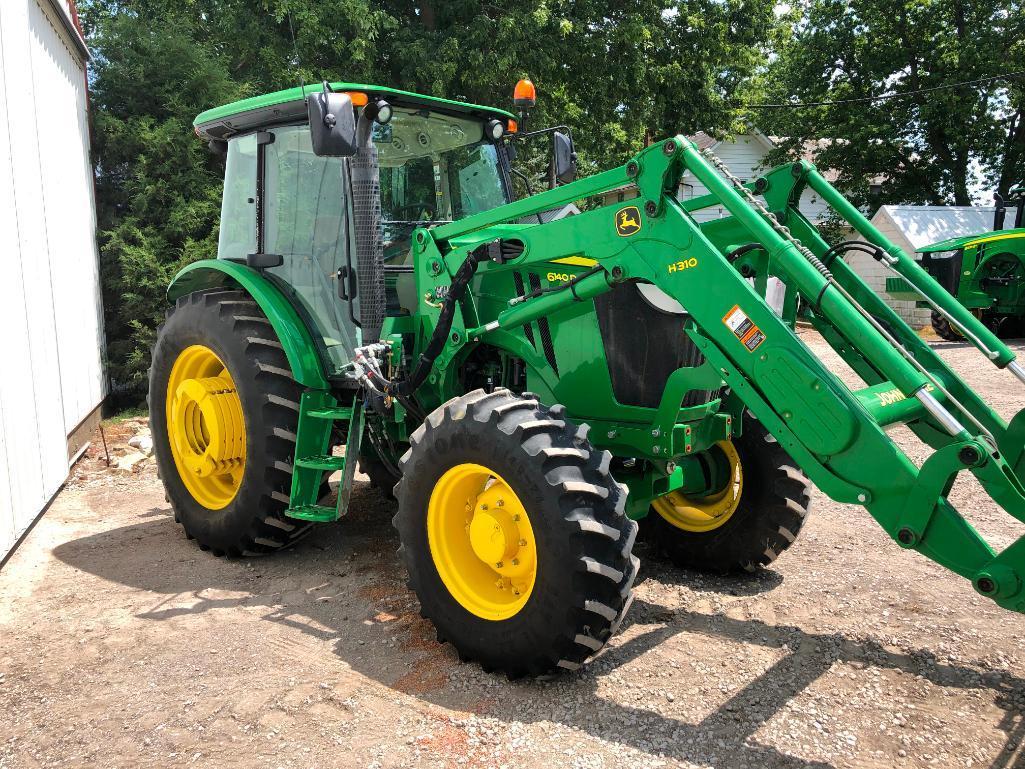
[513,78,536,109]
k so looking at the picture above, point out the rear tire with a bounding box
[393,389,639,677]
[649,412,811,573]
[150,290,317,556]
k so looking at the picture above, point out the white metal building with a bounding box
[0,0,105,561]
[847,205,1011,328]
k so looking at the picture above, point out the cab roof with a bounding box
[919,228,1025,253]
[194,81,515,141]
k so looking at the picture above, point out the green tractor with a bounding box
[152,79,1025,677]
[891,183,1025,340]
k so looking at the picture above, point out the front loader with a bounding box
[151,79,1025,677]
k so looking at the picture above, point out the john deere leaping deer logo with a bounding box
[615,205,642,237]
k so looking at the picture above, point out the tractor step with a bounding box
[307,406,354,420]
[286,390,365,524]
[285,504,338,523]
[296,453,346,471]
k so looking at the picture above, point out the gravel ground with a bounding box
[3,331,1025,769]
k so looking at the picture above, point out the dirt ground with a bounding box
[4,331,1025,769]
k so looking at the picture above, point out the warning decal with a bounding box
[722,304,766,352]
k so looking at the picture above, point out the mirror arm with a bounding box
[507,124,572,142]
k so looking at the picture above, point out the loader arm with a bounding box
[407,135,1025,613]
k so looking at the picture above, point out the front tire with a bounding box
[393,389,639,677]
[150,290,315,556]
[931,311,963,341]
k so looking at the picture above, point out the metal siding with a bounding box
[0,0,104,560]
[29,0,105,433]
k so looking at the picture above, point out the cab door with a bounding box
[260,124,361,376]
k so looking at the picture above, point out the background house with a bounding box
[598,130,832,225]
[0,0,105,562]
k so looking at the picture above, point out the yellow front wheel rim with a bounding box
[427,464,537,621]
[652,441,743,533]
[165,345,246,510]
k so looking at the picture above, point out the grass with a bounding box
[102,406,148,426]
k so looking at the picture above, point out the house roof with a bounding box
[688,131,718,151]
[873,206,1011,252]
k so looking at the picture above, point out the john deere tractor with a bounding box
[889,183,1025,340]
[152,79,1025,677]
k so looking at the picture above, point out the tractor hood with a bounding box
[919,228,1025,254]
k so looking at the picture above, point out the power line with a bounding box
[747,70,1025,109]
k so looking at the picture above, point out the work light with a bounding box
[372,98,393,124]
[485,119,505,140]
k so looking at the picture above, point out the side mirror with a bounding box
[307,84,357,157]
[552,131,577,185]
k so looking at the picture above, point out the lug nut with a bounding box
[511,558,519,566]
[496,499,504,507]
[496,561,504,569]
[518,539,527,547]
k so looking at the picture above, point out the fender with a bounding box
[168,260,330,390]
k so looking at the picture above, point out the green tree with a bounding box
[84,10,240,392]
[757,0,1025,209]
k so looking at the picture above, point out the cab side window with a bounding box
[217,134,258,261]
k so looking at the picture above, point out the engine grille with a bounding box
[594,282,711,409]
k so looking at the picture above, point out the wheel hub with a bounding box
[653,440,743,532]
[427,463,537,620]
[171,376,245,478]
[468,507,519,564]
[165,345,246,510]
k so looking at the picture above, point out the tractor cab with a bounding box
[193,83,522,377]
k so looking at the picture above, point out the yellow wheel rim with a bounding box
[652,441,743,533]
[165,345,246,510]
[427,463,537,621]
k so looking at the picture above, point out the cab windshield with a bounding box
[374,108,510,257]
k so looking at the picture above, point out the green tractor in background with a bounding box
[907,183,1025,340]
[151,78,1025,678]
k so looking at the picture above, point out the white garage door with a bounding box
[0,0,105,560]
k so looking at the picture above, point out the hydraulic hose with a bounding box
[385,243,489,398]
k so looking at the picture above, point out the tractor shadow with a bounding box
[54,485,1025,769]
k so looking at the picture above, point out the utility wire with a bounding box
[747,69,1025,109]
[285,8,306,92]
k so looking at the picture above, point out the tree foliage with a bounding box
[757,0,1025,209]
[83,0,778,393]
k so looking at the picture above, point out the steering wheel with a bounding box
[389,203,436,221]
